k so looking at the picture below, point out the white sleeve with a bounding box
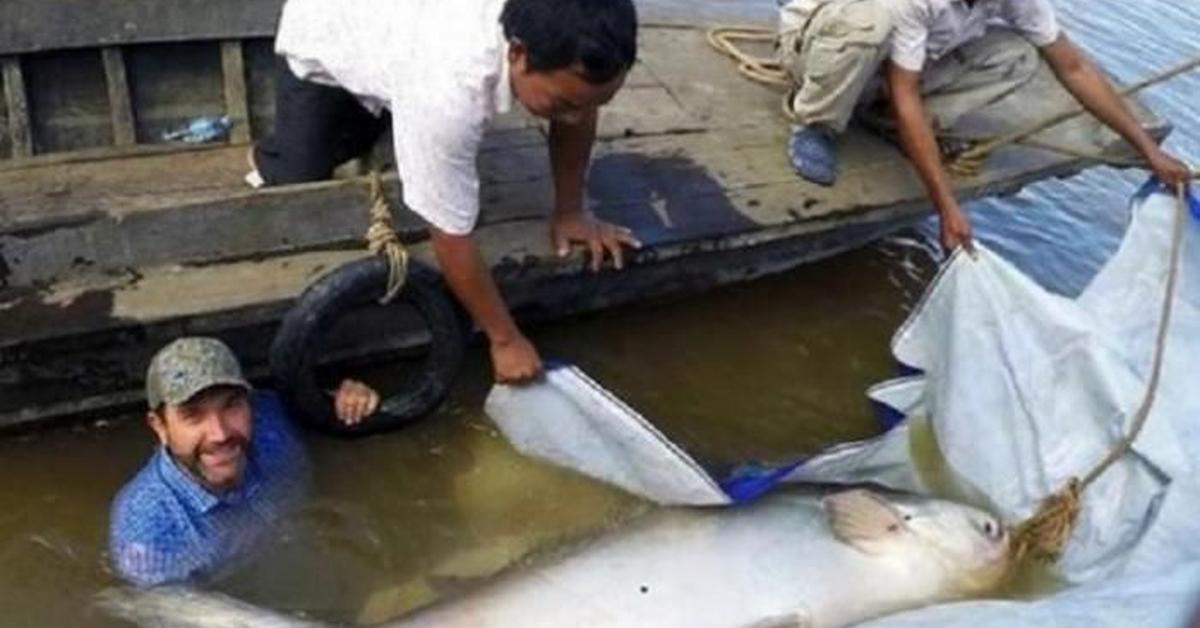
[392,87,487,236]
[1000,0,1061,47]
[888,2,933,72]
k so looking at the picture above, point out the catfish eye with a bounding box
[979,518,1003,540]
[903,514,913,521]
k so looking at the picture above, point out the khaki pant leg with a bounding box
[920,29,1042,131]
[779,0,892,133]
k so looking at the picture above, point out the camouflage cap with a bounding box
[145,337,251,409]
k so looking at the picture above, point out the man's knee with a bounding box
[252,142,337,186]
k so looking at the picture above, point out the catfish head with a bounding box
[822,489,1012,597]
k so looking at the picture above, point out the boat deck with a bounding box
[0,23,1164,428]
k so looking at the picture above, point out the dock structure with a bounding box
[0,2,1165,429]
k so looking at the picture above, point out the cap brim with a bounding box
[166,377,254,407]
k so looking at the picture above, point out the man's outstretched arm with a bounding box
[430,228,542,384]
[886,61,975,253]
[1040,34,1190,188]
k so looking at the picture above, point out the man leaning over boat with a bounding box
[778,0,1190,251]
[245,0,641,384]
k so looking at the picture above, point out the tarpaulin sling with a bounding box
[486,183,1200,626]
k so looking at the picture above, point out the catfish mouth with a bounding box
[954,522,1015,595]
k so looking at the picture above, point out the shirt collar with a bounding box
[495,27,514,115]
[154,447,221,514]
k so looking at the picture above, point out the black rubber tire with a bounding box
[270,257,467,436]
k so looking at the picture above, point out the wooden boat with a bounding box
[0,1,1168,429]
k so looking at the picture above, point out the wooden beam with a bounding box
[2,57,33,158]
[101,48,137,146]
[220,41,252,143]
[0,0,285,56]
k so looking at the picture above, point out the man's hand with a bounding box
[429,228,545,388]
[939,205,975,254]
[551,210,641,272]
[490,333,543,384]
[333,379,380,426]
[1146,149,1191,191]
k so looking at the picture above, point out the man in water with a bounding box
[108,337,379,586]
[246,0,641,384]
[779,0,1191,250]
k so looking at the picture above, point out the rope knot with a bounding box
[1013,478,1083,563]
[366,170,409,304]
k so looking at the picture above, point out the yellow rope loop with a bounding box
[365,170,409,305]
[1012,185,1188,563]
[706,26,793,89]
[946,153,987,178]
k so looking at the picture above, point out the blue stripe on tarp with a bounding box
[1133,176,1162,204]
[1132,176,1200,220]
[894,360,924,378]
[720,459,807,504]
[543,358,572,371]
[872,397,909,432]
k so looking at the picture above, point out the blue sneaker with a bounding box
[788,125,838,186]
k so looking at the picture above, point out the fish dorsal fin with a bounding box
[823,489,906,555]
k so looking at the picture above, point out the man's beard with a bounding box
[176,437,250,494]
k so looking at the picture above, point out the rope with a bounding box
[707,27,792,88]
[1008,138,1200,179]
[365,170,409,304]
[948,53,1200,177]
[706,26,802,121]
[1012,182,1190,563]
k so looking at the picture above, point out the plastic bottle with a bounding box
[162,115,233,144]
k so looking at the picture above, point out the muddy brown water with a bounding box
[3,0,1200,624]
[0,246,929,625]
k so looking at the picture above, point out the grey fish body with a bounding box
[98,489,1010,628]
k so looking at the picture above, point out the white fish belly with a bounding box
[394,492,947,628]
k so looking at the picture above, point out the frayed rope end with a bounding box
[1012,478,1083,563]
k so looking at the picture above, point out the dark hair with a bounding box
[501,0,638,84]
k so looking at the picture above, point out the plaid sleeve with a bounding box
[108,483,202,587]
[111,538,197,588]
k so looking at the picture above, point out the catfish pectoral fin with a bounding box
[738,608,813,628]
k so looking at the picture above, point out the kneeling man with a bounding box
[779,0,1189,250]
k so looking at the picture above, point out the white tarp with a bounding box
[850,184,1200,624]
[486,184,1200,625]
[485,365,730,506]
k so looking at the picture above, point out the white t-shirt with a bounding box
[275,0,514,235]
[880,0,1061,72]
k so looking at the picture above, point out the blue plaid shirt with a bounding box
[108,391,311,587]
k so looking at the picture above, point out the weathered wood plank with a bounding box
[2,57,34,157]
[221,41,253,143]
[0,0,284,56]
[101,47,138,146]
[637,27,784,132]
